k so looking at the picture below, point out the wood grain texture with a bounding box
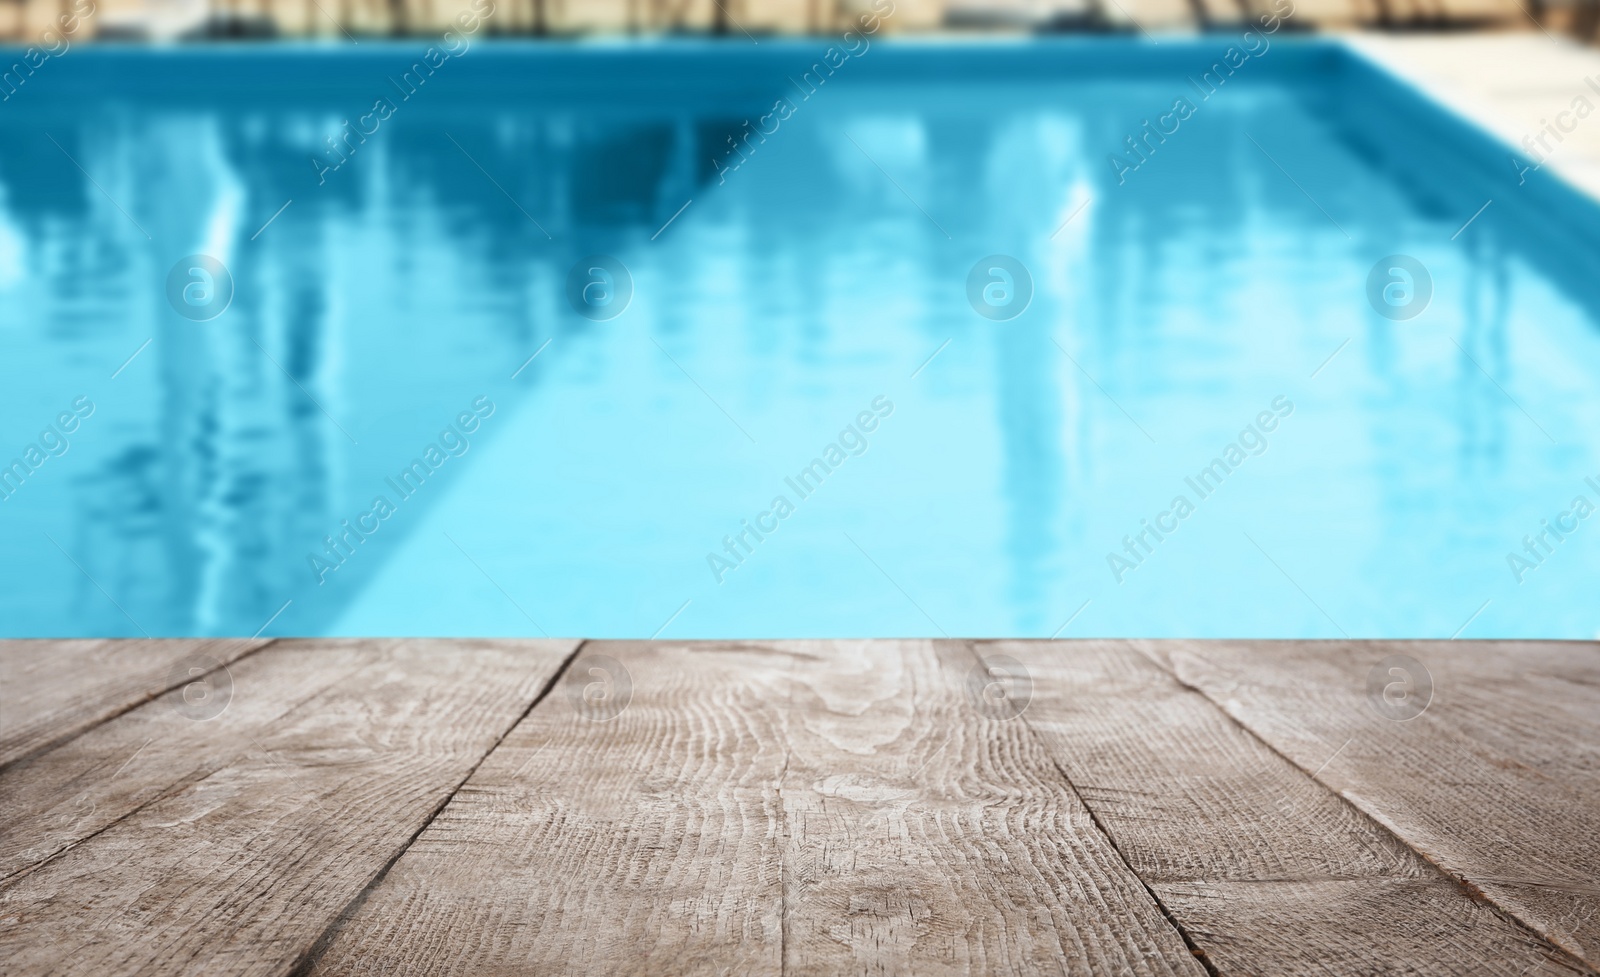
[0,640,385,882]
[306,640,1209,977]
[1141,639,1600,969]
[303,640,793,977]
[0,637,578,977]
[0,638,273,768]
[778,639,1205,977]
[5,637,1595,977]
[985,638,1595,977]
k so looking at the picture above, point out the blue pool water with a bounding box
[2,40,1598,639]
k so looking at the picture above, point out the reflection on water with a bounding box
[2,44,1598,638]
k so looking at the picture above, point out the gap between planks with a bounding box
[298,638,1594,977]
[951,639,1223,977]
[8,638,1591,977]
[0,638,281,776]
[285,638,590,977]
[1128,641,1522,919]
[973,638,1596,977]
[0,637,586,977]
[299,639,1210,977]
[1132,633,1593,972]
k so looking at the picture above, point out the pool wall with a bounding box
[11,37,1591,342]
[1334,41,1600,309]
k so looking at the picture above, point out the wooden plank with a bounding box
[0,638,274,769]
[1142,638,1600,970]
[304,640,1209,976]
[302,640,793,977]
[0,637,578,977]
[0,639,383,882]
[779,639,1205,977]
[986,638,1595,976]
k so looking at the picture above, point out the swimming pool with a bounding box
[2,38,1598,639]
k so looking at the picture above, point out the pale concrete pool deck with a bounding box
[1348,32,1600,203]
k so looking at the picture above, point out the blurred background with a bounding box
[4,0,1600,643]
[2,0,1597,41]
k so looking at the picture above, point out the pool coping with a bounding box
[1340,32,1600,210]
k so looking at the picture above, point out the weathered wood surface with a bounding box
[1,637,1597,977]
[301,640,794,977]
[0,638,579,977]
[985,638,1594,976]
[0,639,382,882]
[0,638,272,769]
[778,640,1201,976]
[303,640,1208,976]
[1142,638,1600,970]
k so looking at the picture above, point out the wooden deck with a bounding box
[1,639,1596,975]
